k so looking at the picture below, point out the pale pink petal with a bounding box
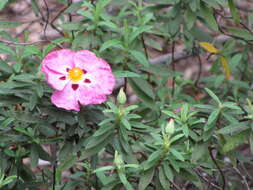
[86,68,115,95]
[74,50,115,94]
[41,49,75,74]
[51,83,80,111]
[74,50,111,72]
[42,66,69,91]
[77,85,107,105]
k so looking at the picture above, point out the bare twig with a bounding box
[42,0,50,40]
[208,147,226,190]
[68,0,74,39]
[142,34,149,59]
[50,144,58,190]
[194,168,222,190]
[233,167,250,190]
[171,181,181,190]
[0,39,47,46]
[171,41,176,97]
[195,52,202,87]
[149,35,231,65]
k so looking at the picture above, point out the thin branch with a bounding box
[171,181,181,190]
[194,168,222,190]
[42,0,50,40]
[50,144,58,190]
[195,52,202,87]
[0,39,47,46]
[68,0,74,39]
[208,147,226,190]
[142,34,149,59]
[149,35,231,65]
[171,41,176,97]
[233,167,250,190]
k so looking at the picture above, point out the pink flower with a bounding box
[41,49,115,111]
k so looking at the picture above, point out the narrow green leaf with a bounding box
[228,0,240,24]
[113,71,141,78]
[205,88,222,106]
[0,21,21,28]
[200,3,218,31]
[170,148,185,161]
[0,0,8,11]
[159,166,170,190]
[222,130,250,152]
[129,50,149,67]
[138,167,155,190]
[99,40,123,52]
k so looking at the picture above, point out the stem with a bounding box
[195,53,202,87]
[171,41,176,97]
[208,147,226,190]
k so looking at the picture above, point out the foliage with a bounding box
[0,0,253,189]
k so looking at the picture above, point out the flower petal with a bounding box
[74,50,115,94]
[51,83,80,111]
[74,50,111,72]
[77,85,107,105]
[41,49,75,74]
[42,65,69,91]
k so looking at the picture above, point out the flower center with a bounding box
[68,67,84,82]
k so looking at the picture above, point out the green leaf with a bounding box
[228,27,253,40]
[93,166,115,173]
[170,148,185,161]
[30,145,39,168]
[250,132,253,154]
[0,21,21,28]
[56,156,77,184]
[204,109,220,131]
[143,150,162,170]
[217,122,249,135]
[81,133,114,159]
[205,88,222,106]
[159,166,170,190]
[191,143,208,162]
[138,167,155,190]
[118,172,134,190]
[128,78,155,108]
[129,50,149,67]
[113,71,141,78]
[0,59,12,73]
[200,3,218,31]
[0,43,15,56]
[121,118,131,130]
[185,8,196,29]
[222,130,250,152]
[59,22,82,31]
[228,0,240,24]
[129,25,153,43]
[86,131,114,149]
[65,2,83,13]
[162,162,173,181]
[99,40,123,52]
[0,0,8,11]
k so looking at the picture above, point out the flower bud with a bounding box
[117,88,127,104]
[114,151,124,167]
[165,119,175,135]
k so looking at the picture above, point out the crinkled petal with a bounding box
[74,50,115,94]
[42,66,69,90]
[51,83,80,111]
[87,68,115,95]
[77,85,107,106]
[41,49,75,74]
[74,50,111,72]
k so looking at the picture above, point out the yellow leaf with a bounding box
[220,56,231,80]
[199,42,219,54]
